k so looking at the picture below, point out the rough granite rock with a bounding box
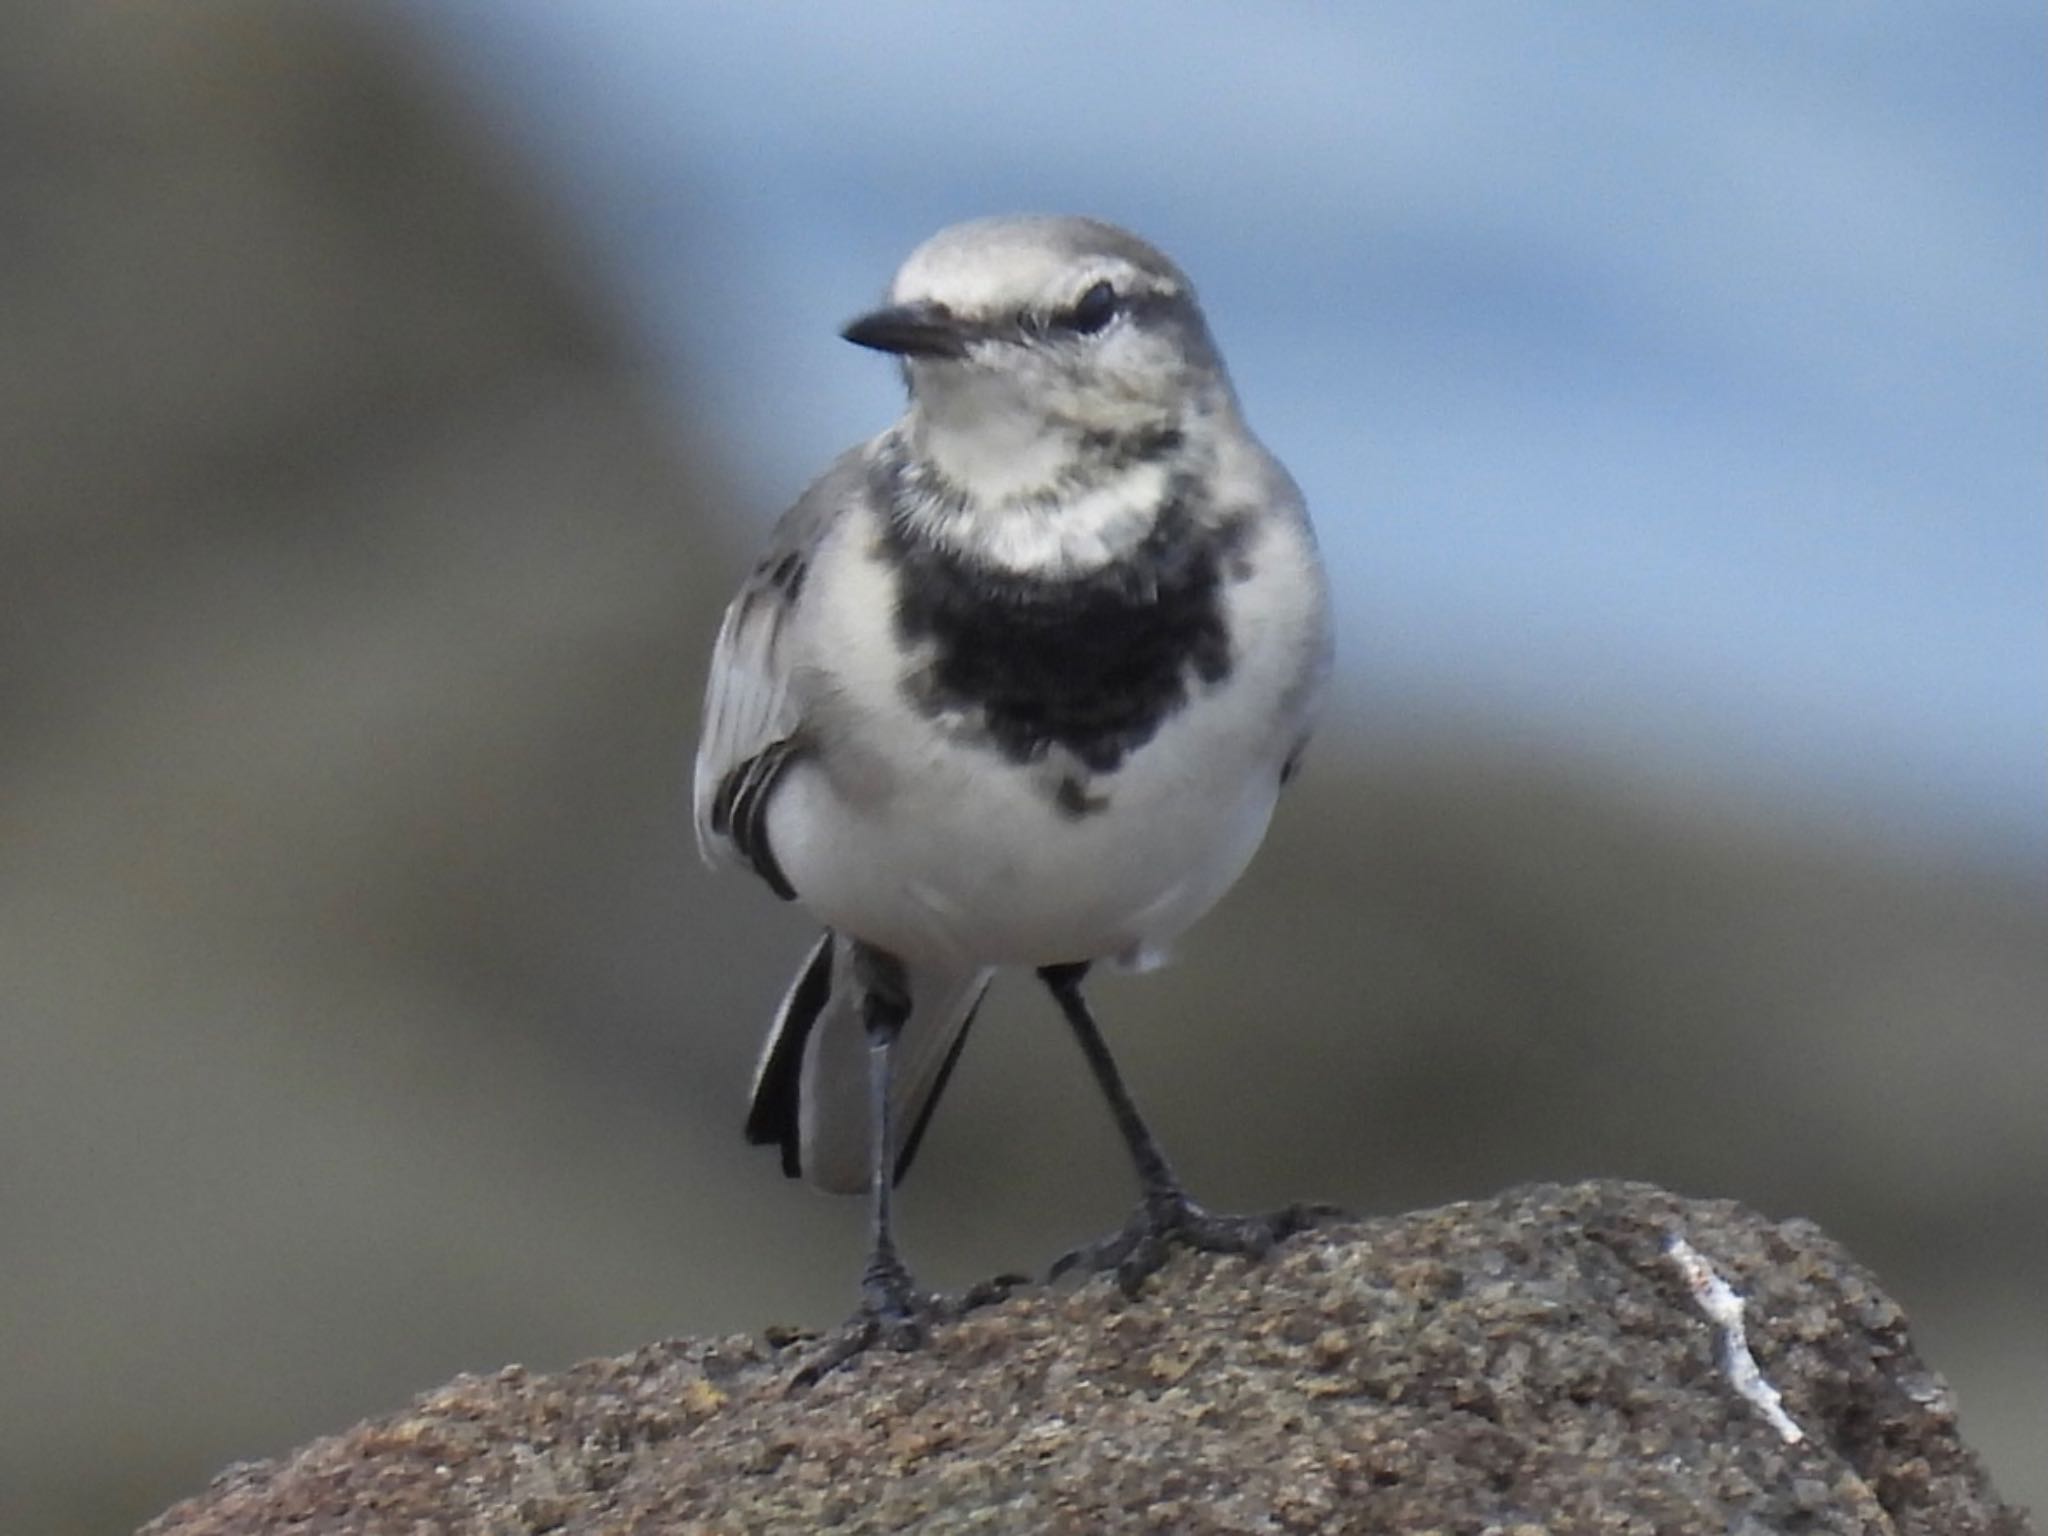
[141,1182,2027,1535]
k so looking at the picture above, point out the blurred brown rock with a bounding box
[1,6,742,1534]
[140,1182,2030,1536]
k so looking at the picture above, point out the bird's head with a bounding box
[844,216,1231,501]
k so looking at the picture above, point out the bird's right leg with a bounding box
[853,943,921,1334]
[790,942,927,1385]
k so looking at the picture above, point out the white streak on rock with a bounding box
[1666,1233,1806,1445]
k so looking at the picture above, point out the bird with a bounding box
[692,214,1333,1365]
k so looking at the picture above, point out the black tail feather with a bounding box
[744,930,833,1177]
[892,984,988,1185]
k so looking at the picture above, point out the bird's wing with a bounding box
[692,451,864,894]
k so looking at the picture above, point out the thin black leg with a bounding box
[1039,961,1182,1199]
[856,945,919,1326]
[787,943,924,1385]
[1038,962,1337,1294]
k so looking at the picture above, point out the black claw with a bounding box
[785,1285,923,1390]
[1052,1225,1133,1283]
[784,1303,910,1391]
[959,1271,1029,1311]
[877,1313,926,1353]
[784,1269,1029,1391]
[1115,1237,1167,1297]
[786,1316,878,1391]
[1275,1199,1351,1235]
[1052,1193,1342,1292]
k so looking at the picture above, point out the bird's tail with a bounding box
[745,932,993,1194]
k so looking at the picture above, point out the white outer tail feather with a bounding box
[758,935,992,1194]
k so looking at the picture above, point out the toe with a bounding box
[1114,1234,1169,1296]
[877,1311,926,1352]
[1050,1225,1139,1283]
[1055,1196,1324,1291]
[786,1316,882,1391]
[956,1272,1028,1311]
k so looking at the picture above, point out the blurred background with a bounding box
[2,4,2041,1531]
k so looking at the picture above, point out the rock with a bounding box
[140,1181,2028,1535]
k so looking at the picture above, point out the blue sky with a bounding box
[400,1,2045,859]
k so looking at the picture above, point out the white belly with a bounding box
[769,702,1284,969]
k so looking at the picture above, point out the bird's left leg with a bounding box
[1038,962,1335,1293]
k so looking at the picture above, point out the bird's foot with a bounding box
[783,1260,1027,1390]
[785,1252,926,1388]
[1050,1192,1345,1296]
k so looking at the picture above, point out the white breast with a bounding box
[767,497,1325,972]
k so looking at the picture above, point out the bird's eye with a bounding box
[1058,280,1120,335]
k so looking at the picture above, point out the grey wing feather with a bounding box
[691,449,865,870]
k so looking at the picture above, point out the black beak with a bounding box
[841,301,971,360]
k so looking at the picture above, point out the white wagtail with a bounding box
[694,215,1332,1360]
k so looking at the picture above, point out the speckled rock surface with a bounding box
[141,1181,2028,1535]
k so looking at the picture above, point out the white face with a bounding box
[861,219,1239,568]
[884,218,1218,443]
